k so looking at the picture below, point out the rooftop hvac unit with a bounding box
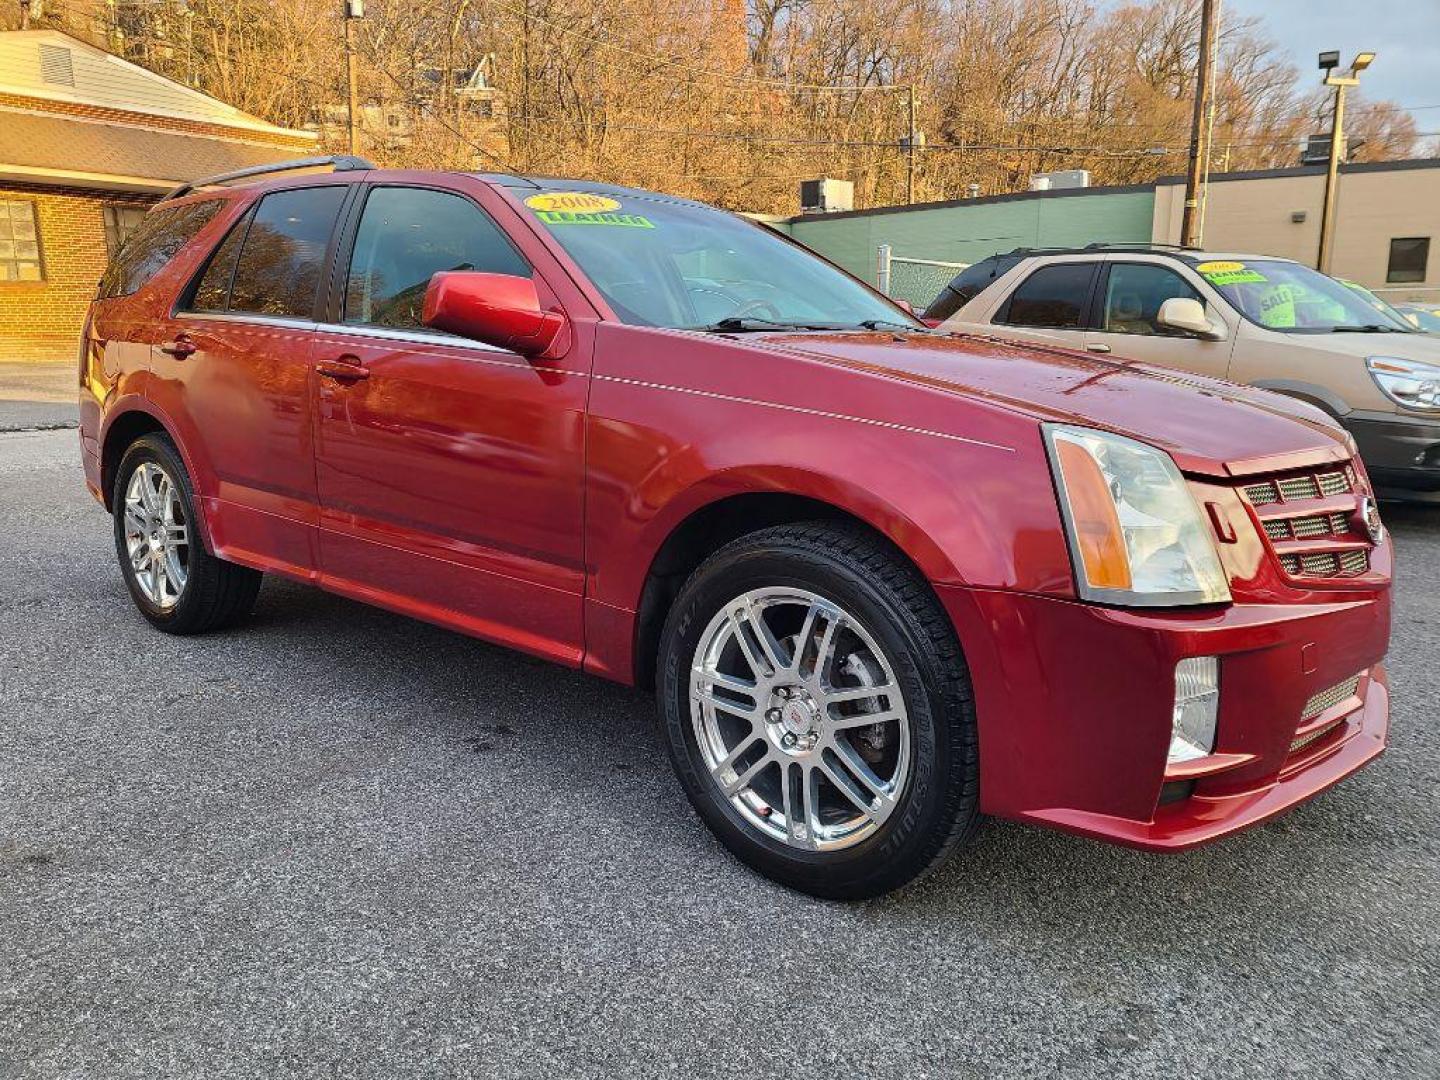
[1301,133,1358,165]
[800,178,854,214]
[1028,169,1091,191]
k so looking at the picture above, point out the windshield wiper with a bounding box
[855,318,931,332]
[1329,323,1406,333]
[694,317,850,333]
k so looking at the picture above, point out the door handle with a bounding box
[159,335,196,359]
[1086,342,1112,353]
[315,356,370,382]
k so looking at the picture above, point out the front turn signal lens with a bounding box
[1053,437,1132,590]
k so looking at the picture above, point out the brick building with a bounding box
[0,28,318,362]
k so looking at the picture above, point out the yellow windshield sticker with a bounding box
[535,209,655,228]
[525,192,621,214]
[1196,260,1266,286]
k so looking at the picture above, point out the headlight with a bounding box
[1045,424,1231,606]
[1368,356,1440,411]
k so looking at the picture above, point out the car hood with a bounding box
[766,330,1351,479]
[1261,329,1440,362]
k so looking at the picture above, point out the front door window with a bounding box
[1100,263,1202,336]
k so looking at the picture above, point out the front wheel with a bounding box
[658,523,980,900]
[113,434,262,634]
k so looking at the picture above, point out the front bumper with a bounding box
[1344,410,1440,498]
[937,584,1390,851]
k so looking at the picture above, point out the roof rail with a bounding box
[1004,241,1201,257]
[1080,241,1197,252]
[160,155,375,203]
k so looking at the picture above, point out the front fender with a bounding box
[584,373,1075,618]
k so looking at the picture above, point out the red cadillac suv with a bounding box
[79,157,1392,899]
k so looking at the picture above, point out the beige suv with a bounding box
[928,246,1440,501]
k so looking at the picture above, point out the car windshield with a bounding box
[1196,258,1415,333]
[1399,305,1440,333]
[518,189,918,332]
[1338,278,1417,328]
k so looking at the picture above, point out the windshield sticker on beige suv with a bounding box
[1196,260,1267,286]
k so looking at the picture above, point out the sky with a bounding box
[1217,0,1440,130]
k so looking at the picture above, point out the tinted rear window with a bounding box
[1000,263,1096,328]
[226,186,346,318]
[99,199,222,299]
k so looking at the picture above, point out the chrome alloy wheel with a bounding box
[122,461,189,610]
[689,587,911,851]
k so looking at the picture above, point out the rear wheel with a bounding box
[659,522,980,900]
[113,434,262,634]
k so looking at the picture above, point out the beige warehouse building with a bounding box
[1152,160,1440,303]
[784,158,1440,309]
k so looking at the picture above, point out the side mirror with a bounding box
[422,271,568,358]
[1157,296,1227,341]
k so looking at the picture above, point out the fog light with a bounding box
[1170,657,1219,763]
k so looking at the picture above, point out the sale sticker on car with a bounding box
[525,191,655,228]
[1196,260,1266,286]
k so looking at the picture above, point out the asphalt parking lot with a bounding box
[1,409,1437,1078]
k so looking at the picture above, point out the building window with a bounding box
[103,205,151,256]
[0,200,43,281]
[1387,237,1430,284]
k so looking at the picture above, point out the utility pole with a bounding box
[1180,0,1218,248]
[343,0,364,157]
[905,85,919,205]
[1316,50,1374,274]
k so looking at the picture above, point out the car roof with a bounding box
[470,172,714,210]
[158,156,714,212]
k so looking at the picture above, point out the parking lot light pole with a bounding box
[1317,49,1375,274]
[344,0,365,157]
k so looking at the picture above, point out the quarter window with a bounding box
[99,199,221,298]
[102,204,150,256]
[1387,237,1429,284]
[0,199,43,282]
[1000,263,1096,329]
[188,209,252,313]
[343,186,530,330]
[227,186,347,318]
[1100,263,1202,335]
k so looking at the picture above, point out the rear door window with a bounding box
[225,186,347,319]
[343,186,530,330]
[998,263,1097,329]
[99,199,222,298]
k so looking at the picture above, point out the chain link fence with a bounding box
[875,245,969,310]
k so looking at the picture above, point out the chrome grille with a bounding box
[1245,481,1282,506]
[1301,675,1362,721]
[1248,469,1355,506]
[1242,462,1374,582]
[1292,551,1369,577]
[1264,512,1351,542]
[1291,718,1346,753]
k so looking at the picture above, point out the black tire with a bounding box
[112,434,262,634]
[659,522,980,900]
